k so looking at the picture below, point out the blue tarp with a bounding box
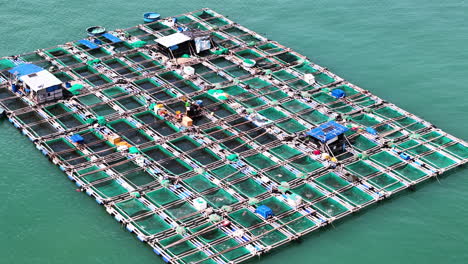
[8,64,43,77]
[102,33,122,43]
[78,39,99,49]
[306,121,349,143]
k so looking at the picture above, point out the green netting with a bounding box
[339,187,373,205]
[46,138,87,165]
[165,202,197,222]
[264,166,296,182]
[384,130,404,140]
[374,106,403,119]
[134,111,179,136]
[44,103,84,129]
[170,136,220,165]
[0,59,15,70]
[213,238,250,261]
[258,43,284,54]
[312,92,336,104]
[333,85,358,96]
[370,151,403,167]
[259,86,289,101]
[397,139,419,150]
[406,144,431,156]
[134,214,171,235]
[351,114,380,127]
[142,146,192,175]
[204,189,238,208]
[192,223,227,242]
[274,52,301,64]
[222,85,246,96]
[230,208,263,228]
[250,224,288,245]
[272,70,296,81]
[394,117,425,131]
[115,198,150,218]
[281,100,310,113]
[368,173,404,191]
[160,234,195,255]
[281,211,316,233]
[244,154,276,170]
[184,175,216,193]
[276,118,307,133]
[243,77,271,89]
[345,161,379,177]
[270,144,302,160]
[421,131,453,147]
[78,166,110,183]
[145,188,180,206]
[124,170,156,187]
[316,173,350,190]
[444,143,468,159]
[181,251,215,264]
[293,63,318,74]
[258,107,286,121]
[92,179,128,198]
[301,110,328,124]
[329,101,354,113]
[130,40,147,48]
[290,156,323,173]
[78,94,102,106]
[350,135,378,151]
[260,197,291,215]
[291,184,324,201]
[210,165,246,182]
[421,152,456,169]
[232,178,267,197]
[393,164,427,181]
[315,73,335,84]
[312,197,348,217]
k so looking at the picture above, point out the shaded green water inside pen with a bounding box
[0,0,467,263]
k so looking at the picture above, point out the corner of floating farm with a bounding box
[0,8,466,264]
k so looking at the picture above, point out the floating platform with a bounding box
[0,8,466,264]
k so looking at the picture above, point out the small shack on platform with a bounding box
[155,31,211,58]
[9,64,63,104]
[306,121,349,154]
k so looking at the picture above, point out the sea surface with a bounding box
[0,0,467,263]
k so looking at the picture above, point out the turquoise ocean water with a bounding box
[0,0,467,263]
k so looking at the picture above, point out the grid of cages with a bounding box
[0,8,466,264]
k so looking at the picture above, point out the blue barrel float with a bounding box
[143,12,161,23]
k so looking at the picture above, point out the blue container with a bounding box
[366,127,378,135]
[144,12,161,23]
[331,88,346,98]
[399,153,411,160]
[255,205,274,219]
[11,84,18,93]
[70,134,84,144]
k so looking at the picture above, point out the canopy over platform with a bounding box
[78,39,99,49]
[306,121,349,143]
[102,33,122,43]
[155,32,191,48]
[10,64,62,92]
[8,63,43,77]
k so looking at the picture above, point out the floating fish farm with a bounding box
[0,8,466,264]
